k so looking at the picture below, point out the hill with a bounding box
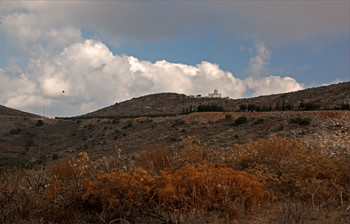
[1,82,350,223]
[0,105,40,118]
[0,81,349,162]
[80,81,350,118]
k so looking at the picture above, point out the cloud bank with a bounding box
[0,40,303,117]
[1,2,318,116]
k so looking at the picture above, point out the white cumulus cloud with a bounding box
[0,39,304,117]
[245,76,304,97]
[244,41,304,96]
[247,41,271,77]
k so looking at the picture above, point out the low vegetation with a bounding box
[290,117,312,126]
[35,119,44,127]
[0,136,349,223]
[233,116,248,126]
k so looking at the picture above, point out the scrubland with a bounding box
[1,136,349,223]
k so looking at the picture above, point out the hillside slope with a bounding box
[81,81,350,118]
[0,105,40,118]
[0,82,349,162]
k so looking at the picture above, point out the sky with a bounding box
[0,1,349,117]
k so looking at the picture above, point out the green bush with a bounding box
[299,118,311,126]
[173,119,185,126]
[9,128,21,135]
[239,104,247,111]
[52,153,59,160]
[340,104,350,110]
[87,124,94,130]
[225,114,232,120]
[290,117,311,126]
[25,139,34,147]
[112,118,120,124]
[233,116,248,126]
[170,137,178,142]
[123,121,133,129]
[299,102,320,111]
[197,104,224,112]
[248,104,256,112]
[36,120,44,126]
[254,118,265,125]
[38,155,47,164]
[0,156,33,169]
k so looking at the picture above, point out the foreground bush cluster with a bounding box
[1,136,349,223]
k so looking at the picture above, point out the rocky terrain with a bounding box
[0,82,349,162]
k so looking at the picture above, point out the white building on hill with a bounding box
[208,89,221,98]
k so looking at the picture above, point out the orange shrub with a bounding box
[232,135,305,171]
[81,169,155,212]
[134,148,175,174]
[232,135,350,207]
[155,162,266,215]
[79,161,266,220]
[49,159,76,180]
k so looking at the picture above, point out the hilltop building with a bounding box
[208,89,221,98]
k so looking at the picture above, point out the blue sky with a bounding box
[114,34,349,87]
[0,1,349,117]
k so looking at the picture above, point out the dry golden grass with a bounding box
[0,136,349,223]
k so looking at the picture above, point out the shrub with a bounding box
[239,104,247,111]
[340,104,350,110]
[225,114,232,120]
[134,149,175,175]
[25,139,34,147]
[1,137,349,223]
[232,136,350,206]
[173,119,185,126]
[299,102,320,111]
[38,155,48,165]
[233,116,248,126]
[248,104,256,112]
[290,117,311,126]
[80,162,266,219]
[299,118,311,126]
[262,105,271,111]
[49,158,77,180]
[285,104,293,110]
[123,121,133,129]
[112,118,120,124]
[197,104,224,112]
[9,128,21,135]
[155,162,266,213]
[36,120,44,126]
[87,124,94,130]
[0,156,32,169]
[254,118,265,125]
[52,153,59,160]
